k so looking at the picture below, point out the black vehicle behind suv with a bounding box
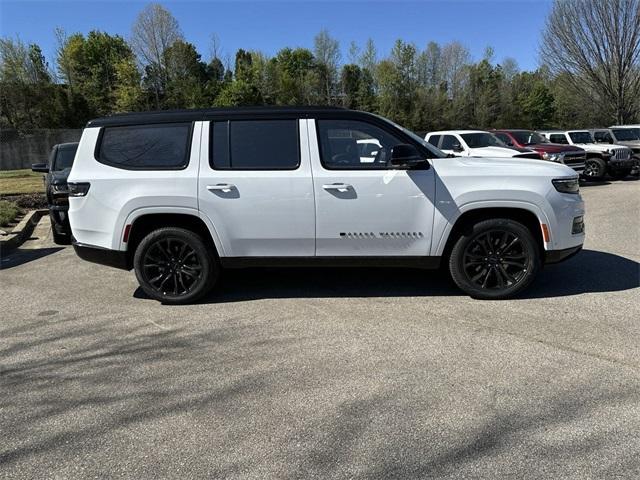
[32,142,79,244]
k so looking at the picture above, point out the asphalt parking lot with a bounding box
[1,179,639,479]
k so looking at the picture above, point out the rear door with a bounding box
[308,117,435,257]
[198,118,315,257]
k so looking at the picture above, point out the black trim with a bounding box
[544,246,583,264]
[73,242,131,270]
[94,122,194,171]
[220,256,441,269]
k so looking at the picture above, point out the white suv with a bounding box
[425,130,542,159]
[68,107,585,303]
[538,130,635,181]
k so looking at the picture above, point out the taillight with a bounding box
[67,182,90,197]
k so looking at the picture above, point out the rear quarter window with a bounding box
[96,123,192,169]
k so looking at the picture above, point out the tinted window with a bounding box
[98,123,191,169]
[549,134,568,144]
[52,145,78,172]
[494,132,512,145]
[317,119,407,169]
[441,135,460,150]
[460,132,504,148]
[428,134,441,147]
[211,120,299,170]
[568,131,593,143]
[593,131,612,143]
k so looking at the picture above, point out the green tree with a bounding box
[57,31,140,116]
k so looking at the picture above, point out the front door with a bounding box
[308,118,436,257]
[198,119,315,257]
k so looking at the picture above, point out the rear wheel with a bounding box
[583,157,606,181]
[448,218,541,300]
[133,227,218,304]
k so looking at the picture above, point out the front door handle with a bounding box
[207,184,236,193]
[322,183,352,193]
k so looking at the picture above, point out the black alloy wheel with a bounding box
[449,218,541,299]
[462,230,529,290]
[134,227,218,304]
[142,237,202,296]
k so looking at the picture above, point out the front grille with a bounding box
[614,148,631,160]
[515,153,542,159]
[561,152,585,172]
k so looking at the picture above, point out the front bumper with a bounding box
[72,242,131,270]
[608,157,635,170]
[545,245,582,264]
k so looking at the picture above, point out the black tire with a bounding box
[583,157,606,181]
[133,227,219,305]
[448,218,541,300]
[50,213,71,245]
[609,168,631,179]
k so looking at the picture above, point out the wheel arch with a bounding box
[439,206,546,262]
[123,210,223,264]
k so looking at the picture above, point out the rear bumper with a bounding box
[72,242,131,270]
[545,245,583,264]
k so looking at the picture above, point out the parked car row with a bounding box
[33,107,588,303]
[425,126,640,181]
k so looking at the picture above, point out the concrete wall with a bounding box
[1,129,82,170]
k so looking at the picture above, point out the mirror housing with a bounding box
[390,144,427,168]
[31,163,49,173]
[452,143,464,153]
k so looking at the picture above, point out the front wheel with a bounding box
[448,218,541,300]
[133,227,219,304]
[583,157,606,181]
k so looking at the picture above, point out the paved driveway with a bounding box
[1,180,639,479]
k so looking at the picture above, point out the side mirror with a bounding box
[390,144,427,168]
[452,143,464,152]
[31,163,49,173]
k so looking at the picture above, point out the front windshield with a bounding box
[510,130,548,145]
[568,131,593,144]
[460,132,505,148]
[52,146,77,171]
[378,115,447,158]
[612,128,640,141]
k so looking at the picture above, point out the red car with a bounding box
[493,129,586,174]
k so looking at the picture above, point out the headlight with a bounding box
[542,152,563,162]
[552,177,580,194]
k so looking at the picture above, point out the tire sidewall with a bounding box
[449,218,541,300]
[133,227,218,304]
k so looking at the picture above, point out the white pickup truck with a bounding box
[67,107,585,303]
[425,130,542,159]
[538,130,634,180]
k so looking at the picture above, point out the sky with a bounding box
[0,0,553,72]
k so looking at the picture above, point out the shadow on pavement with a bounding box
[133,248,639,303]
[0,247,64,270]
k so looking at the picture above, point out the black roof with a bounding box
[86,106,353,127]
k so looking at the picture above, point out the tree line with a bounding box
[1,0,638,135]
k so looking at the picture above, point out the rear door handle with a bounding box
[322,183,352,192]
[207,184,236,193]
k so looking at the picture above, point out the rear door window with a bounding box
[210,119,299,170]
[97,123,191,169]
[427,135,441,147]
